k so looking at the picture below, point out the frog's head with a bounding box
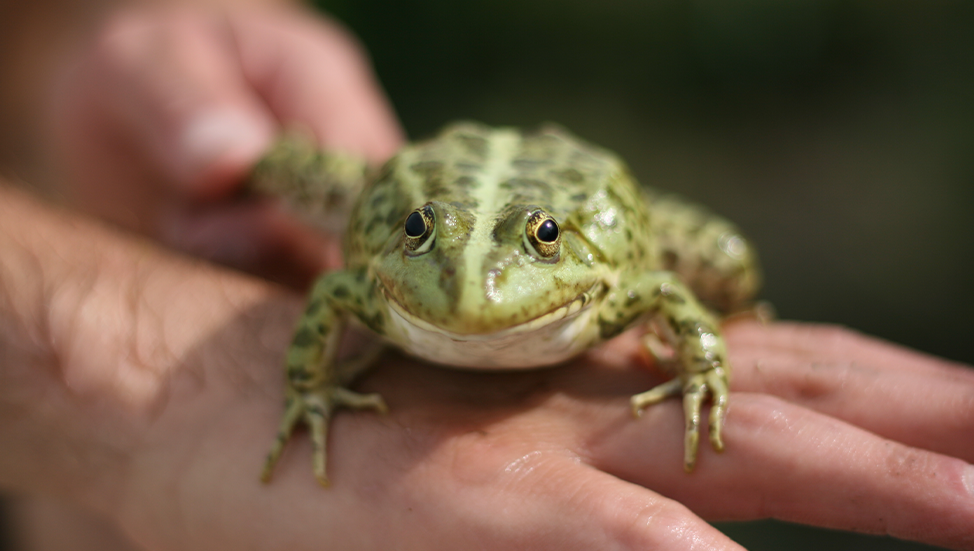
[374,200,603,337]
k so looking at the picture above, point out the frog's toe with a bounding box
[333,387,389,414]
[681,374,707,472]
[261,394,304,483]
[630,377,682,417]
[303,391,333,487]
[706,367,729,453]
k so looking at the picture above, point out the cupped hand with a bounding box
[3,188,973,551]
[48,4,403,287]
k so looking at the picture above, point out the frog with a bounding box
[250,121,761,487]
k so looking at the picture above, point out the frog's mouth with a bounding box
[381,281,605,340]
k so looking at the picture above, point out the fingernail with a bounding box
[177,109,272,190]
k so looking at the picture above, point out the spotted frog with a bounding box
[252,122,760,486]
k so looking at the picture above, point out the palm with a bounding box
[123,300,974,550]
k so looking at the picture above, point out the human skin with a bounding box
[2,3,973,550]
[47,3,403,289]
[1,184,973,550]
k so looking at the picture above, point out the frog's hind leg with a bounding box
[644,189,761,313]
[248,134,369,233]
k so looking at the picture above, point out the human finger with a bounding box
[729,321,974,380]
[591,392,974,550]
[726,321,974,462]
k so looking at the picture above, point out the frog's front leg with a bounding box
[261,270,387,487]
[600,272,730,472]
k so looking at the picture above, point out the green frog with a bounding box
[251,122,760,486]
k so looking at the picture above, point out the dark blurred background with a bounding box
[311,0,973,549]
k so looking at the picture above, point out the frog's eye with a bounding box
[404,204,435,255]
[525,210,561,259]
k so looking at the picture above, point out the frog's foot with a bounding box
[630,365,729,472]
[261,386,387,487]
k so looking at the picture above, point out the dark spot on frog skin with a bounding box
[305,299,323,316]
[410,160,444,177]
[570,192,587,202]
[662,250,679,271]
[333,285,350,298]
[500,177,553,194]
[455,134,489,158]
[361,312,385,333]
[365,215,383,235]
[454,176,479,189]
[663,292,686,305]
[450,199,480,210]
[512,158,552,170]
[385,208,405,227]
[292,327,319,347]
[598,318,625,339]
[550,167,584,183]
[287,367,311,382]
[666,316,680,334]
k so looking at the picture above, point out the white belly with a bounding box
[383,302,602,369]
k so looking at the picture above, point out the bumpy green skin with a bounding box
[252,122,760,486]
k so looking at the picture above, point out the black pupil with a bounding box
[404,211,426,238]
[536,219,559,242]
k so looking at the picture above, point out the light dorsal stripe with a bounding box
[459,129,522,310]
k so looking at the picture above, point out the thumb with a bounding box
[88,7,277,198]
[230,7,404,164]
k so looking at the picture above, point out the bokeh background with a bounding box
[311,0,973,549]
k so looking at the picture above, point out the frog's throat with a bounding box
[381,281,604,340]
[380,282,605,369]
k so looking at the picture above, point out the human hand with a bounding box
[0,185,737,550]
[3,186,973,550]
[48,3,403,287]
[32,4,974,548]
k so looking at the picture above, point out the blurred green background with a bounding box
[313,0,973,549]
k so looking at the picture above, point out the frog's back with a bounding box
[345,122,654,273]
